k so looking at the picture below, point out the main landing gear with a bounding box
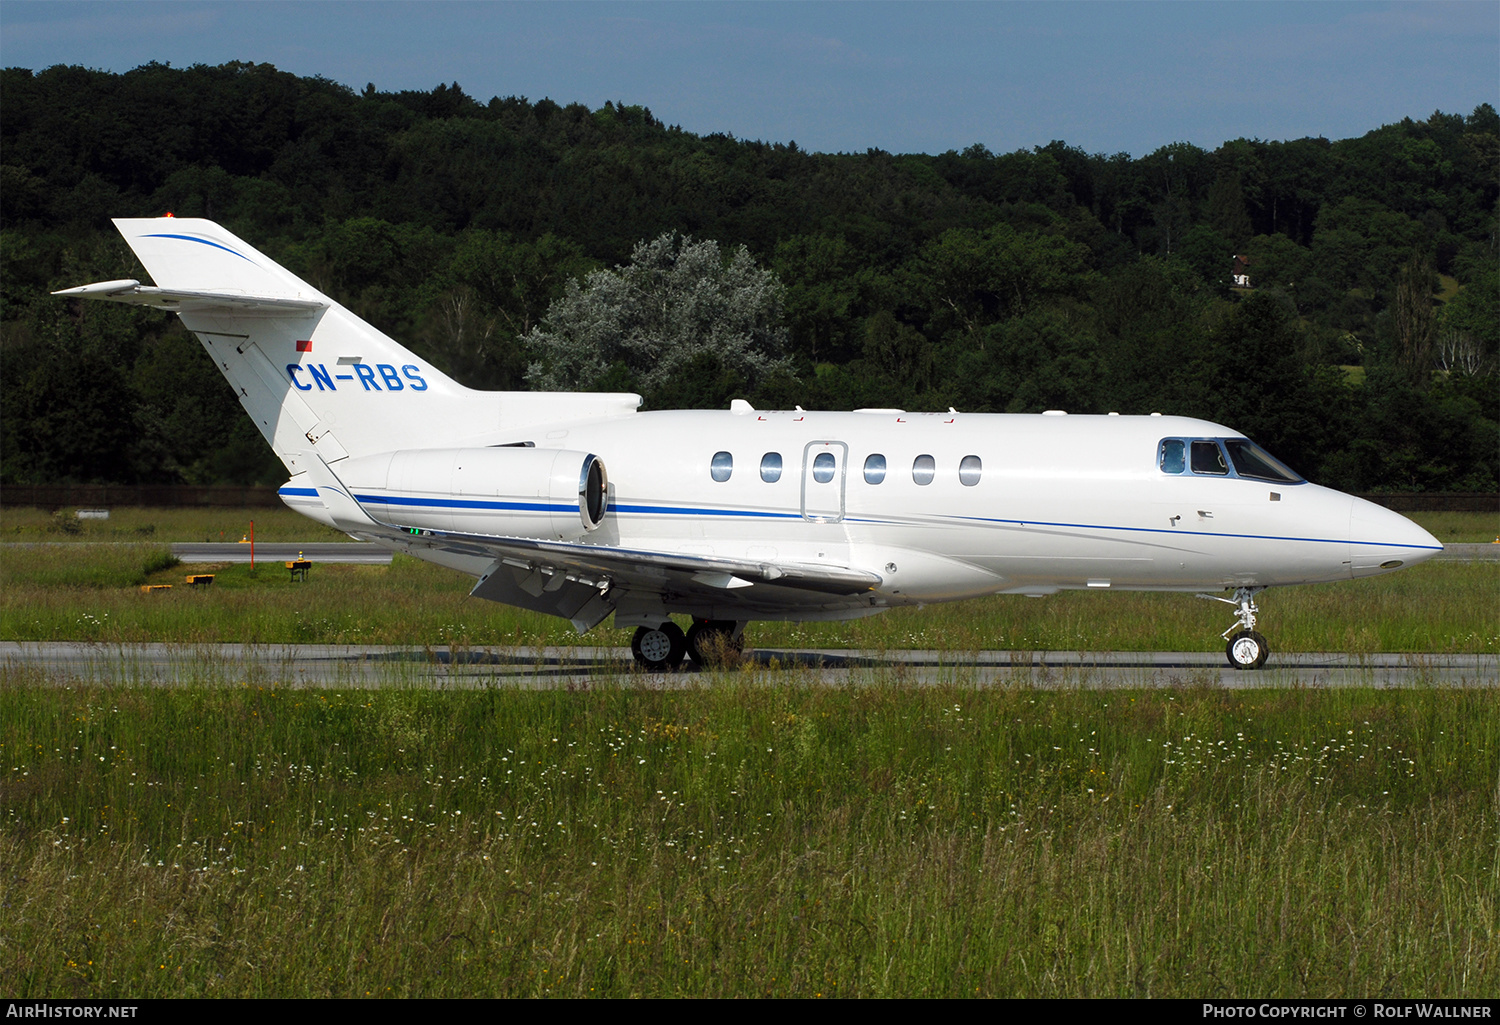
[630,619,743,671]
[631,622,685,671]
[686,619,744,667]
[1197,586,1269,670]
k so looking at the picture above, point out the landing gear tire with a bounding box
[632,622,686,671]
[1226,630,1269,670]
[686,620,744,667]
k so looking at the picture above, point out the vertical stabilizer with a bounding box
[110,217,469,468]
[55,218,643,472]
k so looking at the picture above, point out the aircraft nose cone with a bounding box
[1349,496,1443,577]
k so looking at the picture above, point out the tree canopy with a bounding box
[524,232,790,407]
[2,62,1495,492]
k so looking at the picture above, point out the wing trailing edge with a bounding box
[406,528,883,596]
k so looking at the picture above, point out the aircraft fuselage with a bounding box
[320,406,1440,620]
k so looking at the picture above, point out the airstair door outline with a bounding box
[801,441,848,523]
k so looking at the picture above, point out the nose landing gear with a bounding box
[1197,587,1269,670]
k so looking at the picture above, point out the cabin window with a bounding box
[760,452,783,483]
[710,451,733,482]
[812,451,836,483]
[1159,439,1185,474]
[1226,440,1302,483]
[912,454,935,485]
[1190,440,1228,476]
[863,454,887,484]
[959,455,982,486]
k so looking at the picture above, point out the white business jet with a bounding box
[56,218,1442,670]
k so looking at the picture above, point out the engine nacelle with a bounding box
[334,446,609,540]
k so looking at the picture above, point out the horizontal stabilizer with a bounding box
[53,281,327,313]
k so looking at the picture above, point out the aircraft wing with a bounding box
[381,526,884,631]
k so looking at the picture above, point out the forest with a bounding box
[1,61,1495,492]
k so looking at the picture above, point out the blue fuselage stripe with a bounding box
[355,493,576,513]
[953,515,1441,551]
[610,503,800,519]
[344,493,1437,550]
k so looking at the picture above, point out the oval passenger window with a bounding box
[912,454,935,485]
[812,451,836,483]
[710,451,733,482]
[760,452,783,483]
[959,455,981,486]
[864,453,887,484]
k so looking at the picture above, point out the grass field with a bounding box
[2,507,1495,998]
[1,542,1495,654]
[1,507,348,544]
[2,680,1496,998]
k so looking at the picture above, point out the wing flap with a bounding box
[404,527,883,597]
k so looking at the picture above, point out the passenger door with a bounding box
[801,441,847,523]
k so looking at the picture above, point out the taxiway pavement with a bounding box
[170,542,394,564]
[2,642,1492,689]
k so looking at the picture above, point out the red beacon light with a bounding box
[163,211,174,217]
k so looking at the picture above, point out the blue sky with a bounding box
[3,1,1495,157]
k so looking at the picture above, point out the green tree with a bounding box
[1434,267,1497,377]
[773,234,867,363]
[523,232,790,405]
[1391,251,1437,376]
[1206,169,1253,246]
[419,230,596,389]
[1205,291,1344,477]
[914,224,1093,344]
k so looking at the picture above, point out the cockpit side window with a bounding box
[1190,440,1229,475]
[1159,439,1185,474]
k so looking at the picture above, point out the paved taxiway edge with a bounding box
[3,642,1494,689]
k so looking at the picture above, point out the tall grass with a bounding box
[2,679,1495,997]
[1411,510,1500,544]
[0,544,180,590]
[0,507,347,544]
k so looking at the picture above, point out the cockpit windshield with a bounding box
[1224,440,1302,483]
[1158,437,1304,484]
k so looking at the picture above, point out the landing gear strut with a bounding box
[686,619,744,667]
[631,622,686,671]
[1197,587,1269,670]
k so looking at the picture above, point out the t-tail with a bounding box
[54,217,639,529]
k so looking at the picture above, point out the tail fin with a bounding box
[55,217,640,474]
